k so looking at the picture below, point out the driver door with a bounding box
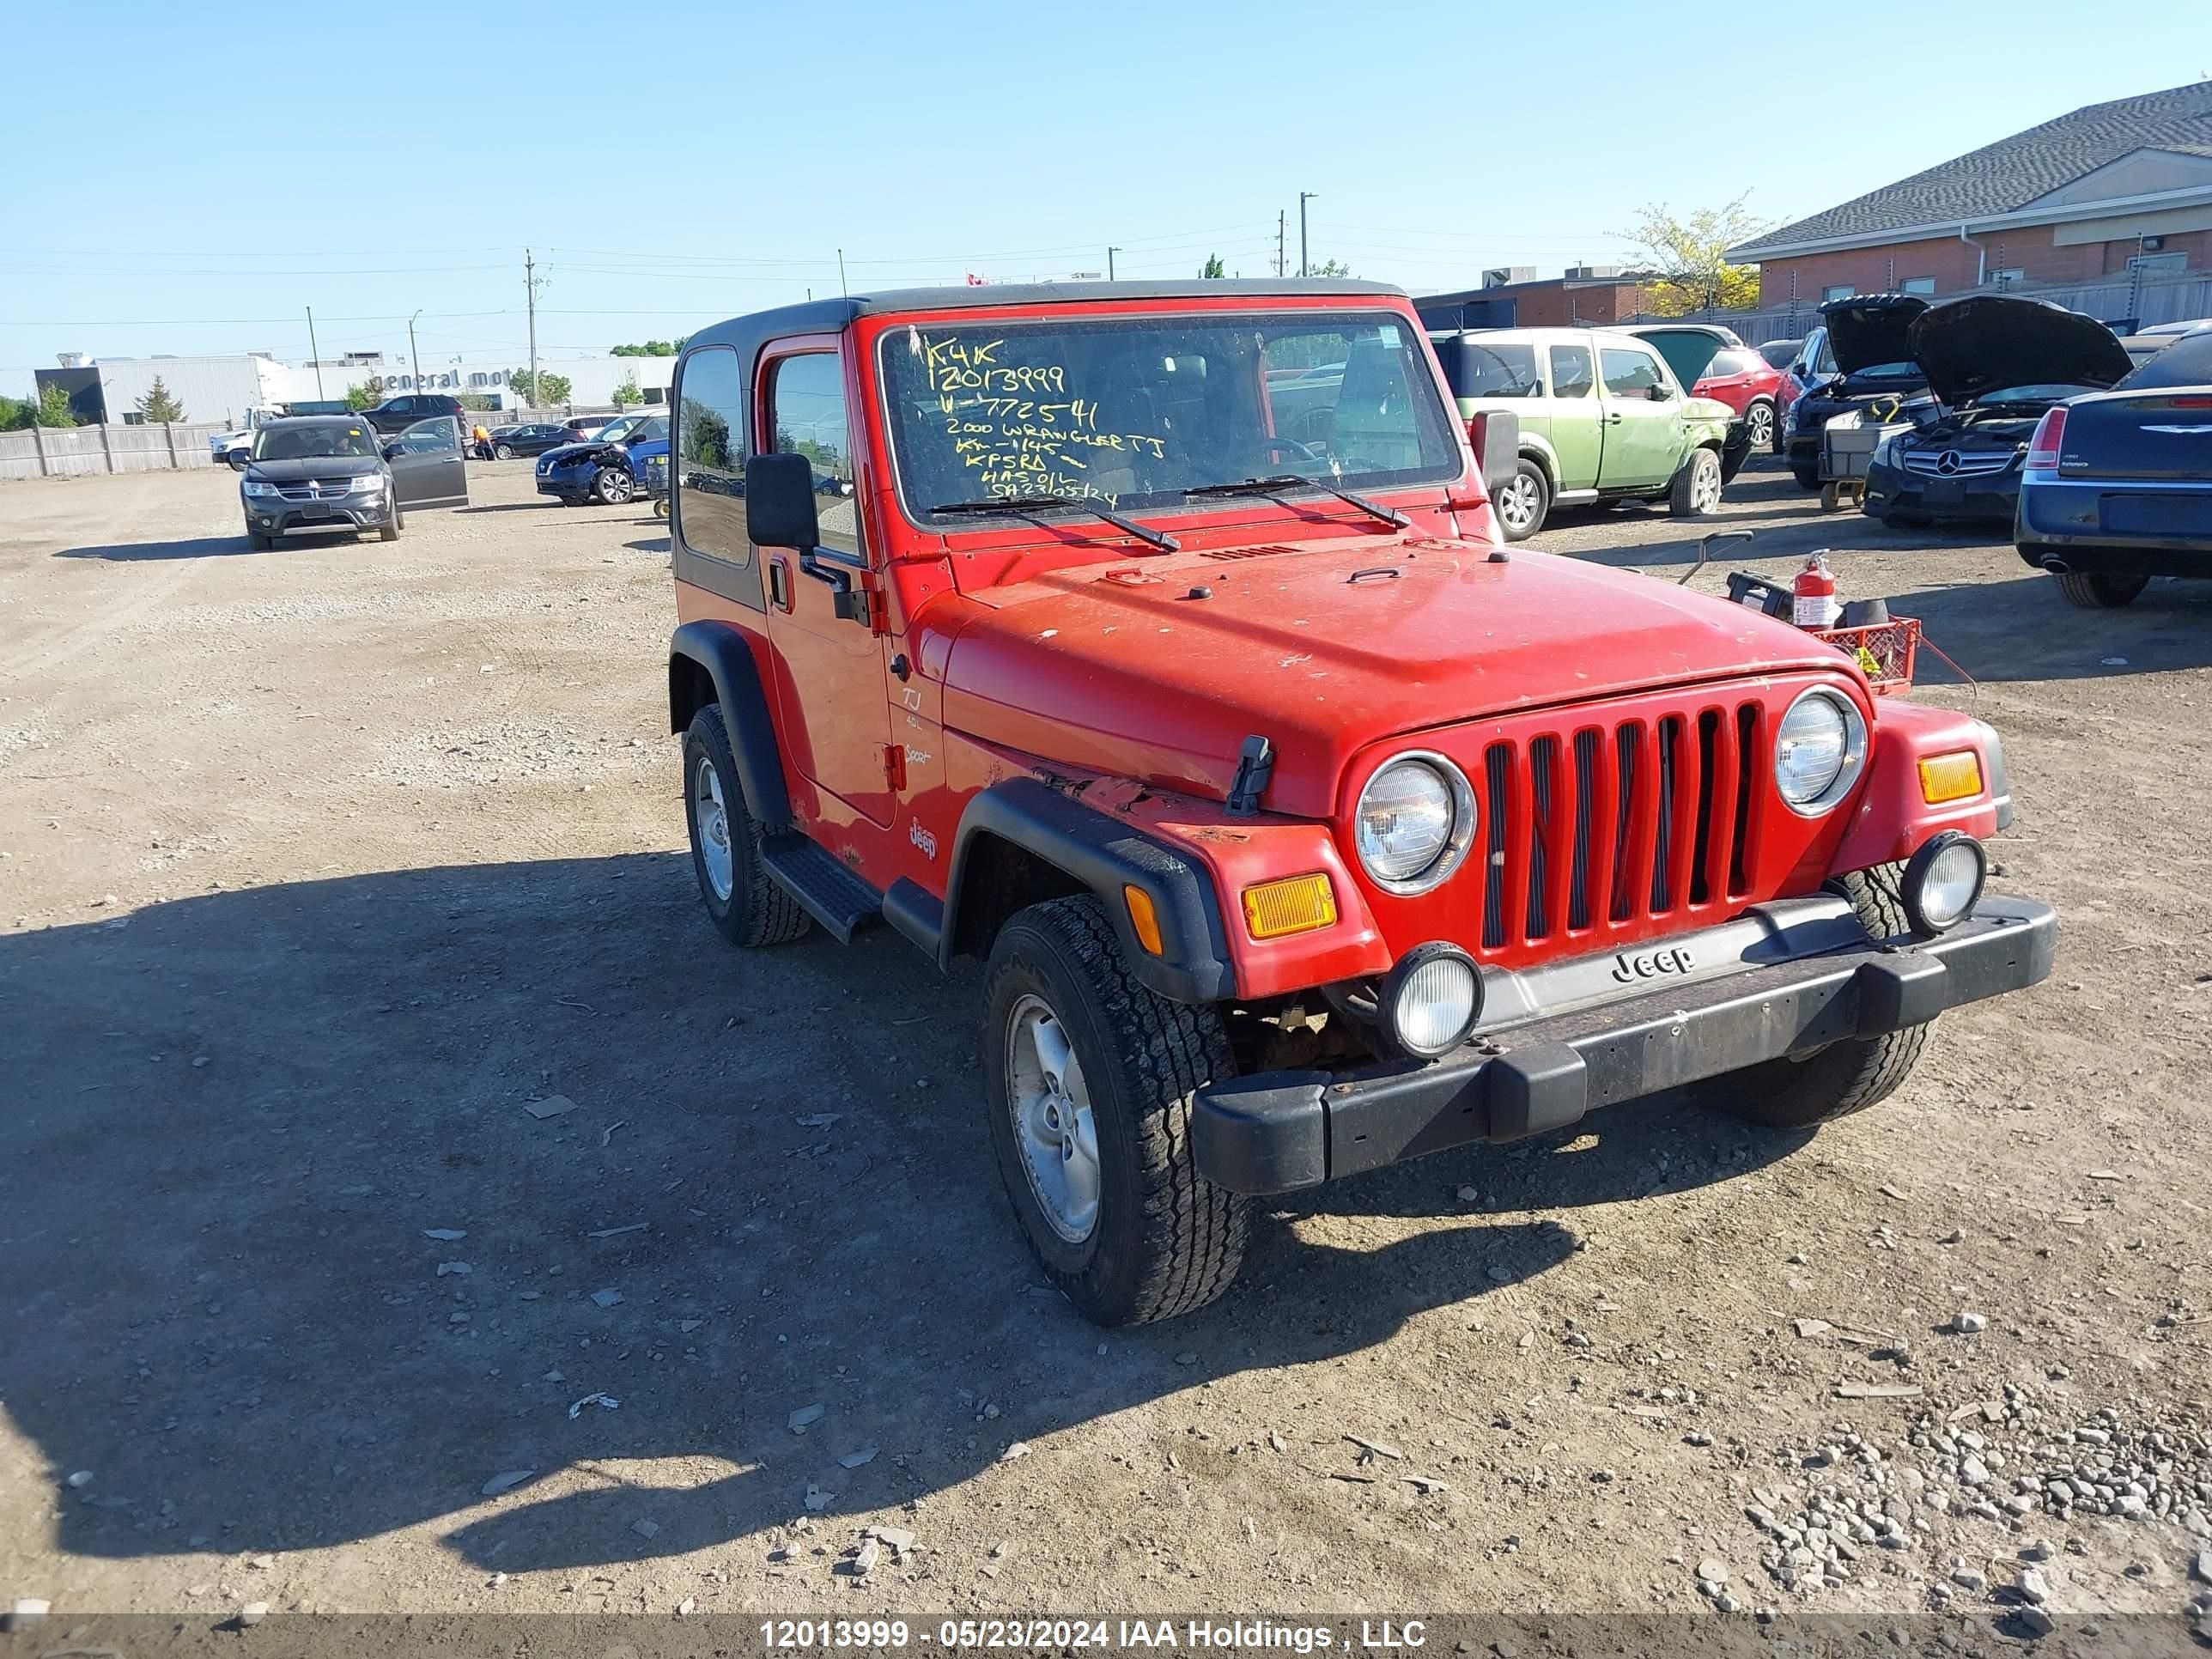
[388,417,469,510]
[1595,344,1685,488]
[755,344,896,830]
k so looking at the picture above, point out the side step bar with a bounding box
[760,836,882,943]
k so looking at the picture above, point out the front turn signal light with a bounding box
[1123,884,1165,956]
[1917,750,1984,805]
[1241,872,1338,940]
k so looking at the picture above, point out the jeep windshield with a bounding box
[878,310,1462,524]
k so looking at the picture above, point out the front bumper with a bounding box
[1863,457,2021,524]
[537,466,596,498]
[244,495,394,534]
[1191,894,2055,1195]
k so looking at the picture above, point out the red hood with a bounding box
[937,536,1846,818]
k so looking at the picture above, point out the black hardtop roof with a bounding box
[265,413,369,425]
[684,278,1407,362]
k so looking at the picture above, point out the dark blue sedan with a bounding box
[2014,325,2212,608]
[536,410,668,506]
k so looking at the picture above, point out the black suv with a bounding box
[362,392,469,435]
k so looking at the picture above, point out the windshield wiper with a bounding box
[1181,474,1410,531]
[927,495,1178,554]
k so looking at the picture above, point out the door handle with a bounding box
[767,555,793,612]
[1607,412,1624,424]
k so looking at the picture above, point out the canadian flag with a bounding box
[965,272,987,286]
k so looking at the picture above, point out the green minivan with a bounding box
[1429,326,1739,540]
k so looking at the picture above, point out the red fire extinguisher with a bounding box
[1793,552,1840,629]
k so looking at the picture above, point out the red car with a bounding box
[663,279,2052,1326]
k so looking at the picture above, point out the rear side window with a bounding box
[1705,348,1763,378]
[2118,331,2212,390]
[1549,344,1595,398]
[675,345,749,565]
[1441,341,1540,398]
[1601,347,1667,398]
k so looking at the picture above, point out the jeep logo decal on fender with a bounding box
[908,820,938,860]
[1612,945,1692,983]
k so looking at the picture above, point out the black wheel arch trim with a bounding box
[667,620,791,830]
[940,776,1237,1005]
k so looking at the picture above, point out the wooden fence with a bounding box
[0,422,231,482]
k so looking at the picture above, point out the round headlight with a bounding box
[1774,689,1868,815]
[1902,830,1985,935]
[1354,753,1476,895]
[1382,943,1484,1058]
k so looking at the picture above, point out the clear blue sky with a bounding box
[3,0,2203,400]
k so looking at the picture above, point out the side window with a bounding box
[766,353,862,561]
[1548,344,1595,398]
[1600,347,1668,399]
[395,416,457,454]
[675,345,749,565]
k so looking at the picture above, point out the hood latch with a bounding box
[1225,734,1274,817]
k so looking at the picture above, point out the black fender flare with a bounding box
[932,776,1237,1006]
[667,620,790,829]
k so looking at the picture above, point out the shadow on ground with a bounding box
[3,854,1806,1574]
[54,535,292,562]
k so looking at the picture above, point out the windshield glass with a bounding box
[1972,384,2104,404]
[1759,339,1801,369]
[252,422,378,461]
[2119,331,2212,389]
[1844,362,1918,383]
[596,413,666,446]
[878,309,1462,517]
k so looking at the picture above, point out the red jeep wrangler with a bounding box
[663,280,2053,1326]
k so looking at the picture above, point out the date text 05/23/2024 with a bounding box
[760,1620,1431,1651]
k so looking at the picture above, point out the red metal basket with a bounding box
[1814,617,1922,694]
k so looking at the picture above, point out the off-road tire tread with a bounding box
[985,895,1247,1324]
[684,704,808,949]
[2053,570,2147,610]
[1700,864,1929,1128]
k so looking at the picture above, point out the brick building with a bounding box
[1727,81,2212,308]
[1417,265,1656,330]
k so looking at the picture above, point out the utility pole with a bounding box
[305,307,325,401]
[1276,211,1286,277]
[837,248,848,296]
[1298,191,1317,277]
[1107,246,1121,281]
[408,310,422,398]
[525,249,541,407]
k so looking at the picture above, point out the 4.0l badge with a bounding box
[1612,945,1693,983]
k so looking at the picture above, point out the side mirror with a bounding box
[382,443,401,462]
[744,451,821,549]
[1647,384,1672,402]
[1468,409,1519,498]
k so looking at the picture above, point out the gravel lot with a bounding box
[3,457,2209,1639]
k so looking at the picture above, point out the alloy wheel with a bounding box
[693,754,733,902]
[1004,993,1102,1244]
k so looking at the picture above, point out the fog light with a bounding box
[1381,942,1482,1059]
[1901,831,1985,935]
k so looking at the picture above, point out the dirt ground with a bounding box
[3,456,2209,1642]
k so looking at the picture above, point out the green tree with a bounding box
[1198,254,1227,279]
[135,376,186,423]
[35,381,80,427]
[507,368,538,404]
[1616,196,1768,316]
[533,371,572,407]
[611,374,643,408]
[1310,258,1354,277]
[611,338,684,356]
[0,393,31,431]
[457,392,495,412]
[342,383,375,412]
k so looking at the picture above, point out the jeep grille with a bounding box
[1479,702,1764,951]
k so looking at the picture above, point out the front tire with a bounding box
[246,530,272,550]
[982,896,1248,1326]
[1669,447,1723,517]
[1791,460,1821,491]
[593,466,634,505]
[1743,399,1776,450]
[682,704,808,948]
[1493,458,1549,542]
[1697,866,1929,1129]
[494,443,514,460]
[2054,570,2147,609]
